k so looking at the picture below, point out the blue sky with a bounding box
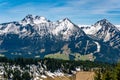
[0,0,120,25]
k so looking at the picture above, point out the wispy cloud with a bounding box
[6,0,120,16]
[0,0,120,24]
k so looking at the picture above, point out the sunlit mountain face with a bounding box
[0,15,119,63]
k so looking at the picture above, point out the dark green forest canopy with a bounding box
[0,57,113,70]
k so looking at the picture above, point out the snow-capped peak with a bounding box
[93,19,109,30]
[57,18,75,28]
[24,14,33,19]
[93,19,109,28]
[54,18,76,32]
[52,18,85,40]
[0,15,85,41]
[21,14,48,25]
[96,19,108,24]
[21,14,33,23]
[57,18,71,23]
[63,18,71,22]
[94,19,119,32]
[82,19,119,34]
[90,19,120,42]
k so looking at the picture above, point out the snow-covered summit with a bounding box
[80,19,120,49]
[21,14,49,25]
[95,19,108,25]
[81,19,119,35]
[52,18,85,40]
[0,16,120,62]
[0,15,85,40]
[93,19,119,41]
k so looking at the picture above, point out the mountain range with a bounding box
[0,14,120,63]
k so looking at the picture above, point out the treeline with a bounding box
[0,57,40,66]
[0,57,118,80]
[44,58,113,73]
[0,57,113,72]
[94,62,120,80]
[1,57,120,80]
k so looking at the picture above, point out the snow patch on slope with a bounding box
[104,30,111,42]
[79,23,102,35]
[0,23,20,34]
[116,25,120,30]
[94,42,100,53]
[84,23,102,34]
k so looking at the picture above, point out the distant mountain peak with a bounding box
[57,18,71,23]
[62,18,72,23]
[92,19,120,42]
[23,14,46,20]
[21,15,48,25]
[94,19,119,31]
[24,14,33,19]
[34,16,47,21]
[95,19,110,26]
[100,19,108,22]
[63,18,70,21]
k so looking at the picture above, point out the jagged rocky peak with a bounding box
[94,19,115,28]
[57,18,72,23]
[94,19,109,26]
[52,17,85,40]
[94,19,119,31]
[21,14,49,25]
[63,18,71,22]
[58,17,78,28]
[22,14,47,21]
[92,19,120,42]
[55,17,80,32]
[21,14,33,22]
[24,14,33,19]
[101,18,108,22]
[35,15,45,20]
[81,19,119,38]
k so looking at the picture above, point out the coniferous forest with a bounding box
[0,57,120,80]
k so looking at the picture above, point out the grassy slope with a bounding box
[45,53,95,61]
[44,52,69,60]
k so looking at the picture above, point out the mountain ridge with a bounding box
[0,15,120,63]
[80,19,120,49]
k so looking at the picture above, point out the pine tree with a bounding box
[102,71,113,80]
[115,62,120,80]
[13,69,21,80]
[94,69,102,80]
[22,71,31,80]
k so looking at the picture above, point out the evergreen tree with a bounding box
[102,71,113,80]
[94,69,102,80]
[13,69,21,80]
[22,71,31,80]
[115,62,120,80]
